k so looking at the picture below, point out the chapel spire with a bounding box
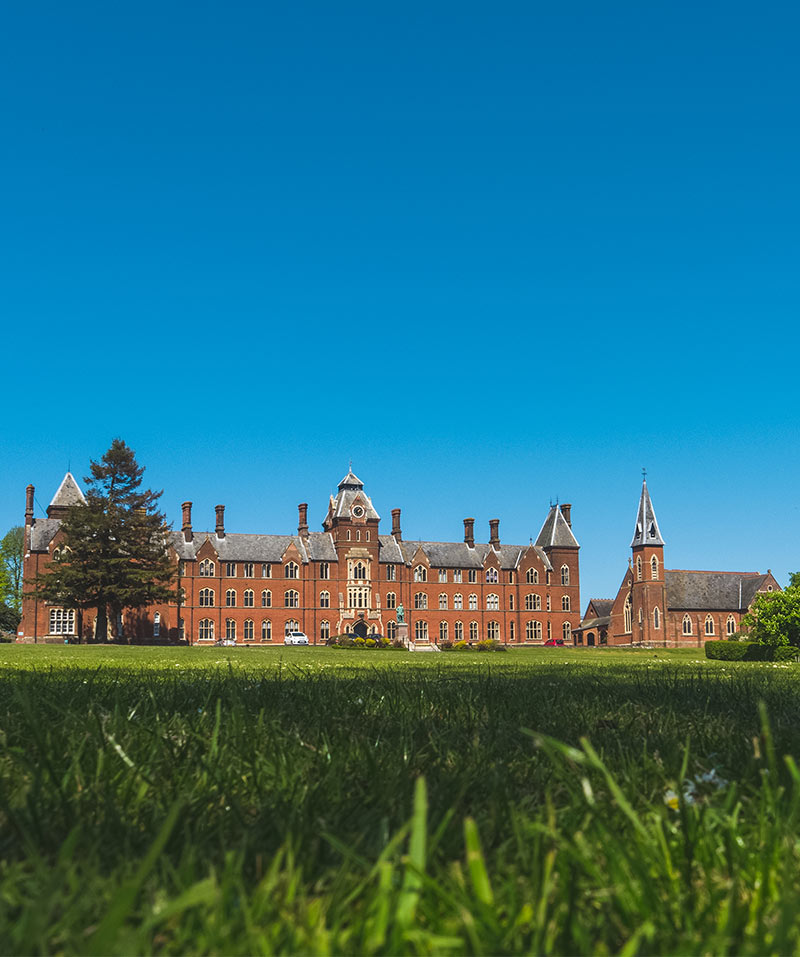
[630,475,665,548]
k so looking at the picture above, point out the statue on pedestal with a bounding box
[396,603,405,623]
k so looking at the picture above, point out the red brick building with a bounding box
[575,478,780,647]
[20,469,582,645]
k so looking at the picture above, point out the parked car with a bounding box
[284,631,309,645]
[543,638,565,646]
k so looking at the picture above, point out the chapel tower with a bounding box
[630,475,667,644]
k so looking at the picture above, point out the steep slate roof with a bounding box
[329,470,380,522]
[665,571,768,611]
[631,479,665,547]
[29,519,63,551]
[378,535,405,563]
[534,506,580,549]
[394,540,542,571]
[171,530,337,564]
[49,472,86,509]
[589,599,615,618]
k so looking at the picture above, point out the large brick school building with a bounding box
[19,469,581,645]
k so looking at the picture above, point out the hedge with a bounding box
[705,641,799,662]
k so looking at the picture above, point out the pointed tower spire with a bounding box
[630,476,665,548]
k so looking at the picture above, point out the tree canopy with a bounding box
[742,573,800,647]
[0,526,24,613]
[33,439,176,641]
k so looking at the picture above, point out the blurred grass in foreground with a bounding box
[0,645,799,954]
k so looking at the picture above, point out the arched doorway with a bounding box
[587,632,596,646]
[353,617,368,639]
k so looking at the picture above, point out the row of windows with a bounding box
[634,555,660,581]
[623,597,738,636]
[193,588,572,612]
[410,620,571,642]
[411,565,570,586]
[412,592,571,611]
[191,559,569,585]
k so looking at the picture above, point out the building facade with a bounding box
[20,470,582,645]
[575,478,780,647]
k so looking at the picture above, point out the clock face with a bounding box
[352,505,364,519]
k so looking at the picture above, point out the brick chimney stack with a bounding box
[181,502,193,543]
[298,503,309,539]
[561,503,572,527]
[391,508,402,540]
[464,517,475,548]
[215,505,225,538]
[489,518,500,547]
[25,484,34,551]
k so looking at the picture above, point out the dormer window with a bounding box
[414,565,427,582]
[486,568,498,584]
[649,523,656,538]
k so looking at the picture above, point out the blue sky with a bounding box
[2,0,798,606]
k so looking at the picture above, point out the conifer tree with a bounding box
[34,439,176,642]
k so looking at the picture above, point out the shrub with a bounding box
[365,638,377,648]
[705,641,800,662]
[454,640,470,651]
[379,637,391,648]
[440,640,454,651]
[476,638,508,653]
[352,637,366,647]
[390,639,405,650]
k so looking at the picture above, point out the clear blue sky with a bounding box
[2,1,798,606]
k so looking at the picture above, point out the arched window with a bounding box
[225,589,236,607]
[726,615,736,636]
[468,594,478,610]
[415,620,428,641]
[284,562,299,579]
[454,621,464,641]
[653,606,660,629]
[320,620,330,642]
[199,588,214,607]
[562,596,570,611]
[243,620,254,641]
[153,612,160,638]
[526,568,539,584]
[705,616,715,636]
[198,619,214,641]
[526,620,542,642]
[320,590,330,608]
[439,621,448,642]
[226,619,236,641]
[414,565,427,582]
[486,568,498,584]
[386,592,396,609]
[285,589,299,608]
[439,593,448,609]
[486,593,499,611]
[525,593,541,611]
[387,620,397,641]
[243,589,254,607]
[624,596,632,633]
[562,621,571,643]
[414,592,427,610]
[261,620,272,641]
[469,621,479,641]
[285,619,299,635]
[561,565,570,586]
[261,589,271,607]
[509,594,515,610]
[199,559,215,577]
[683,615,692,635]
[487,621,500,640]
[353,561,367,580]
[651,555,659,580]
[636,556,642,581]
[453,593,463,610]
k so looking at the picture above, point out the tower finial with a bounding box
[642,467,647,480]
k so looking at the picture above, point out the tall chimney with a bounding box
[298,502,309,539]
[215,504,225,538]
[464,517,475,548]
[489,518,500,547]
[25,484,34,551]
[391,508,402,540]
[181,502,193,543]
[560,503,572,527]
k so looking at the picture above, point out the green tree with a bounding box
[1,526,25,613]
[33,439,176,642]
[0,602,20,634]
[741,573,800,648]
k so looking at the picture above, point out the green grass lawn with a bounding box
[1,644,799,954]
